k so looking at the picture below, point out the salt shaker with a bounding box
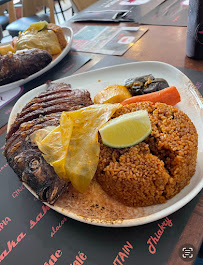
[186,0,203,59]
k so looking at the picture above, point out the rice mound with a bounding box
[96,102,198,207]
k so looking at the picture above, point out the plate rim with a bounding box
[0,26,73,94]
[7,60,203,227]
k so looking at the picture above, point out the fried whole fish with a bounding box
[0,48,52,85]
[4,83,93,204]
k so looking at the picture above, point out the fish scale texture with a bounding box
[4,83,93,204]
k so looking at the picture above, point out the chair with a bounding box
[0,3,9,30]
[22,0,55,23]
[70,0,98,13]
[6,0,55,37]
[0,1,16,30]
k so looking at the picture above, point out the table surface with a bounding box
[0,20,202,265]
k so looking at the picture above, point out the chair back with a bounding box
[22,0,55,23]
[0,3,7,16]
[0,2,16,22]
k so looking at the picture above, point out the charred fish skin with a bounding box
[7,83,93,139]
[4,83,93,204]
[0,48,52,86]
[5,124,68,205]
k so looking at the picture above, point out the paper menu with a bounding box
[72,26,148,56]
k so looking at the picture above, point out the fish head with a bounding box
[14,150,67,204]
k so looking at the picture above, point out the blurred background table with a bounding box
[66,22,203,72]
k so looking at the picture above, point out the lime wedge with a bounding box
[99,110,152,148]
[27,21,48,31]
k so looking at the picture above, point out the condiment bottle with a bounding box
[186,0,203,59]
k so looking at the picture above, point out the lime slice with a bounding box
[99,110,152,148]
[27,21,48,31]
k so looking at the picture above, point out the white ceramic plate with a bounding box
[0,27,73,94]
[8,61,203,227]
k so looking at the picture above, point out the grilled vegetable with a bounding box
[121,86,181,106]
[125,74,169,96]
[94,84,131,104]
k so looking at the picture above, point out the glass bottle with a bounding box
[186,0,203,59]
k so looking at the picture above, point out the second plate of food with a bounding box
[0,27,73,94]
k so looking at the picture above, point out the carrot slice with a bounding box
[121,86,181,106]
